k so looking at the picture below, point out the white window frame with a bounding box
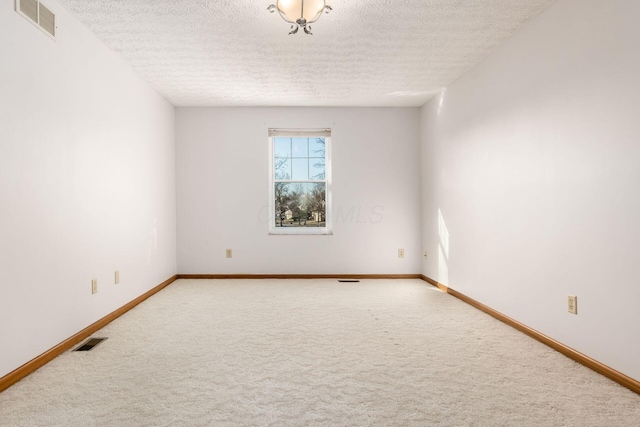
[268,128,332,235]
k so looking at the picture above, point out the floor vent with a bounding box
[74,338,107,352]
[338,279,360,283]
[16,0,57,40]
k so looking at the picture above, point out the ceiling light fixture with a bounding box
[268,0,332,35]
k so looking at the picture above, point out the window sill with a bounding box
[269,228,333,236]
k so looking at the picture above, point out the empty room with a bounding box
[1,0,639,425]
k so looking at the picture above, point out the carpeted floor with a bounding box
[1,279,639,426]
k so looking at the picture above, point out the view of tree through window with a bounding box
[273,137,326,228]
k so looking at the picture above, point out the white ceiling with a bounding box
[57,0,556,107]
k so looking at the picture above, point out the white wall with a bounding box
[0,1,176,378]
[177,107,421,275]
[420,0,640,381]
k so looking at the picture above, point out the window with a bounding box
[269,129,332,235]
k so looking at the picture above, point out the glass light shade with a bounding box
[276,0,327,24]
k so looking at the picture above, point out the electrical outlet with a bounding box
[226,249,232,258]
[568,295,577,314]
[398,248,405,258]
[91,279,98,295]
[115,270,120,284]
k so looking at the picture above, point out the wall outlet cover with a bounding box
[568,295,577,314]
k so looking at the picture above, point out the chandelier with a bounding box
[268,0,333,35]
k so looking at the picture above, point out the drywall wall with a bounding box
[420,0,640,381]
[177,107,421,274]
[0,1,176,378]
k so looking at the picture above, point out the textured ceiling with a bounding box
[57,0,556,107]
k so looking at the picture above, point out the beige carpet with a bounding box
[1,279,638,426]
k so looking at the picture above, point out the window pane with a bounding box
[309,138,325,158]
[274,157,291,180]
[292,138,309,157]
[274,138,291,159]
[292,158,309,180]
[310,159,325,180]
[274,182,326,228]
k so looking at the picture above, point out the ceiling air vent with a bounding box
[16,0,56,40]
